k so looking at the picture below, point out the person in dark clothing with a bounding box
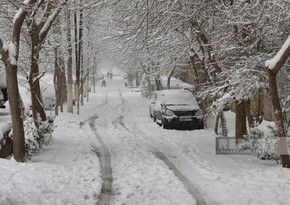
[0,87,8,108]
[1,88,8,101]
[101,80,106,87]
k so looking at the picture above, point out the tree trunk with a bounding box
[191,21,222,78]
[6,63,26,161]
[86,77,89,102]
[0,54,24,161]
[83,78,87,98]
[167,68,175,89]
[220,111,228,137]
[135,72,140,86]
[214,112,220,135]
[59,54,66,112]
[155,75,162,90]
[53,47,59,116]
[26,1,68,123]
[29,30,46,124]
[93,63,96,93]
[254,88,263,124]
[214,111,228,137]
[235,100,247,139]
[268,70,290,167]
[66,8,73,113]
[79,0,83,107]
[54,47,66,116]
[0,0,38,161]
[265,35,290,167]
[245,99,255,128]
[74,9,80,115]
[190,52,200,86]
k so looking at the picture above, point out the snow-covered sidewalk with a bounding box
[0,110,102,205]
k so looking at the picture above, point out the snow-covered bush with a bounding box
[37,114,55,146]
[24,116,40,160]
[24,113,55,160]
[240,126,280,162]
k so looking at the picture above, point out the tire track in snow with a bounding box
[153,150,206,205]
[121,124,206,205]
[81,90,113,205]
[88,89,205,205]
[112,91,125,128]
[90,120,113,205]
[114,92,206,205]
[93,91,113,205]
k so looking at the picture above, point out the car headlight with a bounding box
[165,109,174,116]
[196,109,203,116]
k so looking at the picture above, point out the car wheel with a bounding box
[198,121,204,129]
[162,118,171,129]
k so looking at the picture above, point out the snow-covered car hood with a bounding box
[166,104,200,111]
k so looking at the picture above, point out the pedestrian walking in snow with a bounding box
[101,80,106,87]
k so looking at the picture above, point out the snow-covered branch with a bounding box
[265,35,290,74]
[39,0,68,42]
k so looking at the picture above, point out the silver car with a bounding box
[152,89,204,130]
[43,96,55,110]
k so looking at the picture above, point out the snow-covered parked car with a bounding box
[20,88,55,111]
[43,96,55,110]
[152,89,204,130]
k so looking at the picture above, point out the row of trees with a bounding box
[99,0,290,167]
[0,0,107,162]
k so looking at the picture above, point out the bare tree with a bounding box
[26,0,68,125]
[52,45,66,116]
[266,36,290,168]
[0,0,37,162]
[235,100,247,139]
[65,7,74,113]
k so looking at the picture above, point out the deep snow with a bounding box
[0,76,290,205]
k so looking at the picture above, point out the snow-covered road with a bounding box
[81,80,199,205]
[1,76,290,205]
[80,76,290,205]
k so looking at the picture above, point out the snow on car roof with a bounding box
[155,89,199,106]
